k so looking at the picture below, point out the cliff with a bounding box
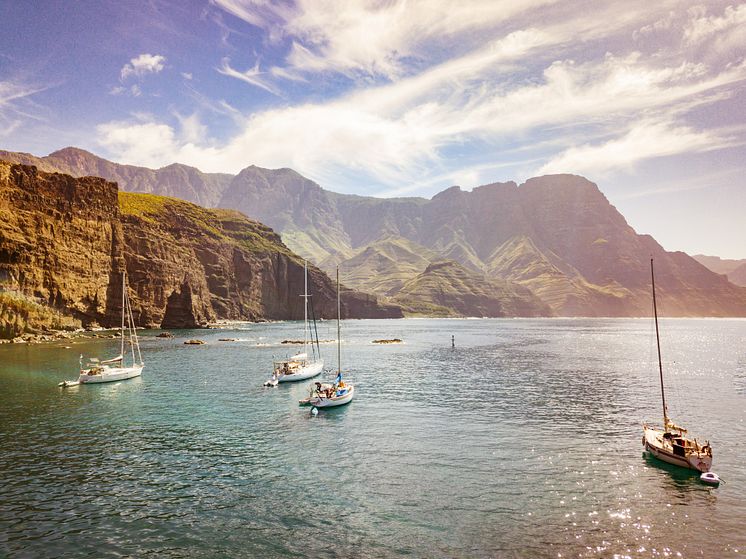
[0,162,400,337]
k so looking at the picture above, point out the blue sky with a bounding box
[1,0,745,258]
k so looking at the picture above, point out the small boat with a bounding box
[78,271,144,384]
[299,267,354,408]
[58,379,80,388]
[642,259,713,473]
[263,373,279,387]
[700,472,721,485]
[273,261,323,383]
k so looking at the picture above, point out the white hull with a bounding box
[277,360,323,383]
[642,426,712,473]
[309,385,354,408]
[79,365,143,384]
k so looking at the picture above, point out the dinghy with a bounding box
[700,472,721,486]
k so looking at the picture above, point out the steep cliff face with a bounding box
[0,162,400,336]
[0,162,123,327]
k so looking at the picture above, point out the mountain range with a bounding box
[692,255,746,287]
[0,160,399,338]
[2,146,745,317]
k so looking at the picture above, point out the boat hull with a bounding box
[277,360,323,383]
[642,426,712,473]
[79,365,143,384]
[309,385,354,408]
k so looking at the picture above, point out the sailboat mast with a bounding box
[304,260,308,354]
[651,258,668,431]
[337,266,341,376]
[120,271,125,359]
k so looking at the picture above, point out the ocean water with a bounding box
[1,318,745,558]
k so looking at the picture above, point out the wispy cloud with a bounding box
[120,53,167,80]
[538,118,737,177]
[217,58,283,96]
[0,79,48,134]
[213,0,557,85]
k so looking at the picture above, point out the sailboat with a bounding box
[299,267,354,408]
[642,258,713,473]
[77,271,143,384]
[272,261,324,383]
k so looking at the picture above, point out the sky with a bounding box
[1,0,745,258]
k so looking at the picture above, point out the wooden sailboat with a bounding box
[642,258,713,473]
[272,260,324,383]
[77,271,143,384]
[299,267,354,408]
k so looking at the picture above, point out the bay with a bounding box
[1,318,745,558]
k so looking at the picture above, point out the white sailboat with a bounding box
[77,271,144,384]
[642,258,713,473]
[300,267,354,408]
[272,261,324,383]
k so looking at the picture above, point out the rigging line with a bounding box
[120,271,125,359]
[309,293,322,361]
[129,283,142,365]
[126,281,136,364]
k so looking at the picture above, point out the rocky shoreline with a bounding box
[1,328,121,345]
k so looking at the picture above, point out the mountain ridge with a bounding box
[2,147,745,317]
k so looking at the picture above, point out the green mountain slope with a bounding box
[392,260,552,317]
[337,236,440,296]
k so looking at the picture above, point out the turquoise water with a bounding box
[1,318,745,558]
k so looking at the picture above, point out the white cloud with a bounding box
[217,58,283,96]
[537,119,735,176]
[684,3,746,44]
[96,51,746,188]
[120,53,167,81]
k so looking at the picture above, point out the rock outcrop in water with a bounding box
[0,161,401,337]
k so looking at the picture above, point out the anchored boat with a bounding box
[73,271,143,385]
[299,267,354,408]
[271,261,324,384]
[642,258,713,473]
